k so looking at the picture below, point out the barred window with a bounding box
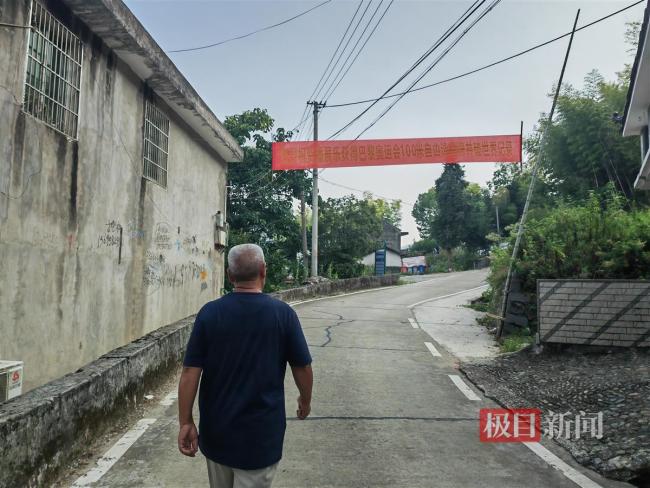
[24,1,82,139]
[143,101,169,188]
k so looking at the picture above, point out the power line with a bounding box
[308,0,366,104]
[321,0,395,102]
[328,0,486,140]
[326,0,644,109]
[293,0,366,140]
[319,176,415,207]
[167,0,333,53]
[354,0,502,140]
[313,0,376,103]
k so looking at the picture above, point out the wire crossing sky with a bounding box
[167,0,332,53]
[125,0,645,244]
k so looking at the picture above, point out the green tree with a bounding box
[463,183,493,251]
[365,194,402,227]
[412,187,437,238]
[432,164,469,255]
[224,109,309,291]
[319,195,383,278]
[527,70,642,201]
[408,238,438,255]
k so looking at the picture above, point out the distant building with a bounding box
[361,221,408,273]
[0,0,243,391]
[623,1,650,190]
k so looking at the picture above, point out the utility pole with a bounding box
[495,205,500,236]
[497,10,580,339]
[308,100,325,277]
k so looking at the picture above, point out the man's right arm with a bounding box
[291,364,313,419]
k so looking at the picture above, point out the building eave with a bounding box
[623,1,650,137]
[60,0,243,163]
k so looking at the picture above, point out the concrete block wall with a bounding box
[537,280,650,347]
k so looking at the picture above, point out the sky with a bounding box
[123,0,644,245]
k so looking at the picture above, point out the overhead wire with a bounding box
[312,0,376,103]
[319,176,414,207]
[327,0,486,140]
[292,0,366,140]
[325,0,644,109]
[307,0,366,104]
[354,0,502,140]
[168,0,333,53]
[321,0,395,102]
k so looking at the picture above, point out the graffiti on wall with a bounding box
[144,222,213,294]
[97,220,121,248]
[154,222,172,250]
[143,257,210,293]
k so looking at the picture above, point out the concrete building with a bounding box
[623,1,650,190]
[361,221,407,273]
[0,0,243,391]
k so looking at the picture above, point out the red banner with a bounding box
[272,135,521,170]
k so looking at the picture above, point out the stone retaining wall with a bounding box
[538,279,650,348]
[0,274,398,487]
[271,274,399,303]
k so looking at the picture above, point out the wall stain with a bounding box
[11,112,25,190]
[68,143,78,231]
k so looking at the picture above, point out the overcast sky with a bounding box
[124,0,644,244]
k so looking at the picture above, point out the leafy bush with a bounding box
[427,246,484,272]
[488,190,650,325]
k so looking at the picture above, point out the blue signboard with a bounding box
[375,249,386,276]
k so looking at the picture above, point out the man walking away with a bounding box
[177,243,313,488]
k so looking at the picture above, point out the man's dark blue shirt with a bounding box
[183,292,312,470]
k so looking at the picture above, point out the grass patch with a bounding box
[500,334,534,353]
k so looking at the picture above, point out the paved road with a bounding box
[68,270,630,488]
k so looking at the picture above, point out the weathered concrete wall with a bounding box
[0,0,227,391]
[0,275,396,487]
[538,279,650,347]
[0,316,194,488]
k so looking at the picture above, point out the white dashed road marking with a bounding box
[424,341,442,357]
[448,374,481,401]
[408,318,419,329]
[71,418,157,487]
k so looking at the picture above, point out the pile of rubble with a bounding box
[461,347,650,483]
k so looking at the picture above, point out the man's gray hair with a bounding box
[227,244,266,282]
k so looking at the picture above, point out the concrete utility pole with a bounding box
[497,10,580,339]
[308,101,325,277]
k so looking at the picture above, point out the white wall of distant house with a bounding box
[361,249,403,268]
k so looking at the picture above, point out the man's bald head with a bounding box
[227,244,266,283]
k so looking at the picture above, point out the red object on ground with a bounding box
[479,408,541,443]
[272,135,522,170]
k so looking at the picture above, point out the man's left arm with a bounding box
[178,366,201,457]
